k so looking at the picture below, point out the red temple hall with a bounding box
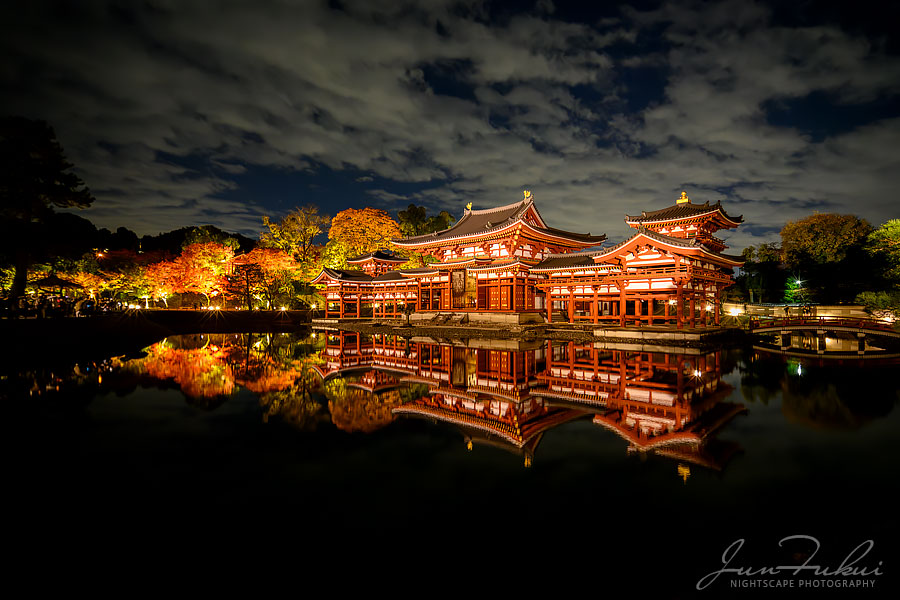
[313,190,743,327]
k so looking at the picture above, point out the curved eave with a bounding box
[624,208,742,229]
[310,269,335,284]
[346,257,408,264]
[392,211,603,250]
[467,260,537,273]
[591,232,743,267]
[593,415,703,450]
[393,405,525,447]
[519,221,606,247]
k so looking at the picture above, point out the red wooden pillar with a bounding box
[635,294,642,327]
[689,292,696,328]
[568,287,574,323]
[676,282,683,329]
[714,288,720,326]
[619,283,626,327]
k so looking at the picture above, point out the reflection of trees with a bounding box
[740,351,897,429]
[780,367,897,430]
[324,378,428,434]
[738,352,786,405]
[140,338,235,407]
[124,332,326,410]
[258,352,327,431]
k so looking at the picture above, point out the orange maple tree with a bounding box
[328,208,402,257]
[174,242,234,305]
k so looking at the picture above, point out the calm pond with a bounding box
[3,329,898,595]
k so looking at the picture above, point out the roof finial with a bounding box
[523,189,532,202]
[465,202,473,211]
[677,190,690,204]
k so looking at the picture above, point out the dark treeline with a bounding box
[734,213,900,316]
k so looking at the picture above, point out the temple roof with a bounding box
[531,250,606,272]
[347,250,408,263]
[625,197,742,226]
[311,268,374,284]
[593,229,744,265]
[394,193,605,247]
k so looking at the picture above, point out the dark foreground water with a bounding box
[3,330,898,597]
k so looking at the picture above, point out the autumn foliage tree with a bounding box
[326,208,402,268]
[261,205,330,265]
[174,242,234,306]
[227,248,298,309]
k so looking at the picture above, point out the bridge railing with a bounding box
[748,316,896,332]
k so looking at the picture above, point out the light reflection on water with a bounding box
[3,329,898,592]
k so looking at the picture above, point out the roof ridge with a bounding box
[466,198,528,215]
[543,248,606,259]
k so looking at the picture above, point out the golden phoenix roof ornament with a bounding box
[465,202,473,211]
[523,189,532,201]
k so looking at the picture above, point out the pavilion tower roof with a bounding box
[625,190,743,230]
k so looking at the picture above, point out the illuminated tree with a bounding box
[144,260,181,307]
[0,118,94,303]
[866,219,900,286]
[261,205,330,265]
[328,208,401,257]
[176,242,234,306]
[97,249,151,300]
[227,248,298,309]
[69,271,106,299]
[781,214,872,267]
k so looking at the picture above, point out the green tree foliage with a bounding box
[854,291,900,321]
[866,219,900,287]
[737,242,785,303]
[0,117,94,302]
[397,204,455,266]
[183,225,240,251]
[780,214,875,303]
[781,214,872,267]
[397,204,455,236]
[261,205,330,266]
[782,276,807,303]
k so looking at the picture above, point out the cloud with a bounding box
[0,0,897,249]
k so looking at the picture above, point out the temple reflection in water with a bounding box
[312,329,746,472]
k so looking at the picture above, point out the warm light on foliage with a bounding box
[328,208,401,258]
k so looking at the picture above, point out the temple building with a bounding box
[313,189,743,328]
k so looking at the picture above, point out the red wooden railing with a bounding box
[749,316,896,333]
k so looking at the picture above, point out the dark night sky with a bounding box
[2,0,898,250]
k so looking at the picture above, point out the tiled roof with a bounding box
[397,199,529,244]
[347,250,407,263]
[394,197,605,246]
[531,251,604,271]
[320,268,373,282]
[597,229,743,263]
[625,201,742,224]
